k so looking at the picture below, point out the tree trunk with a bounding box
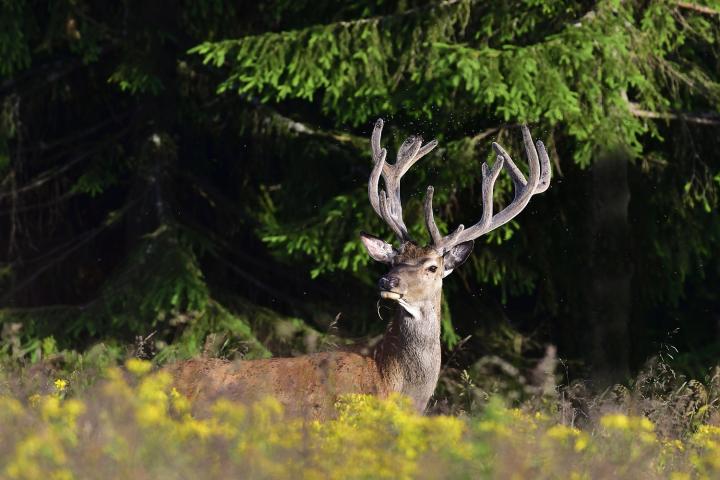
[586,147,633,385]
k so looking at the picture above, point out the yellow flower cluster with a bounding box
[0,361,719,479]
[601,412,657,444]
[689,424,720,473]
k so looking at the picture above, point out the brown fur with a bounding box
[397,242,437,261]
[167,349,389,419]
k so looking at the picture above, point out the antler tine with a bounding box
[424,185,466,250]
[368,118,438,244]
[423,186,443,246]
[382,135,421,238]
[400,138,438,176]
[368,119,387,219]
[431,154,505,251]
[368,119,405,240]
[478,156,506,228]
[491,131,552,196]
[479,125,541,230]
[535,140,552,193]
[432,125,551,252]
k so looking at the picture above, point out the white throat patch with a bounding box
[397,299,422,319]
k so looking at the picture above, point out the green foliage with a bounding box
[192,0,717,233]
[95,226,210,331]
[108,64,164,95]
[76,225,268,358]
[192,0,718,166]
[0,1,30,76]
[191,1,472,122]
[440,296,460,348]
[70,156,124,197]
[260,186,374,278]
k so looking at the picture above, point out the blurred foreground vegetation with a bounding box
[1,358,720,479]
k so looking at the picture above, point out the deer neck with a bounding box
[374,289,442,412]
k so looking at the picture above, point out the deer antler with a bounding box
[425,125,552,253]
[368,118,438,243]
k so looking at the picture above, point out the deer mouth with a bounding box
[379,291,403,300]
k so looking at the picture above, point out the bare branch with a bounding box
[628,102,720,125]
[675,1,720,16]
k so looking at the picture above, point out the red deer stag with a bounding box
[168,119,551,418]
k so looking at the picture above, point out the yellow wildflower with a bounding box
[170,387,191,415]
[600,413,655,434]
[575,435,589,452]
[136,402,167,426]
[125,358,153,376]
[601,413,630,430]
[54,379,68,392]
[639,417,655,432]
[546,424,581,441]
[670,473,691,480]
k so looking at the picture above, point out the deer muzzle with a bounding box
[378,275,403,300]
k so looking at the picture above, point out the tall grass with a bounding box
[1,356,719,479]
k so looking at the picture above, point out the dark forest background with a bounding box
[1,0,719,387]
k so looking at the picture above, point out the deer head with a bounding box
[360,118,551,316]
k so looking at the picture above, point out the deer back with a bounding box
[167,350,388,419]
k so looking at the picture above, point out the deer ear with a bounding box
[442,241,474,277]
[360,232,397,264]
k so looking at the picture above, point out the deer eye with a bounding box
[427,265,438,273]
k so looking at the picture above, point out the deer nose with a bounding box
[378,276,400,291]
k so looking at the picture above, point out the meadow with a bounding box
[1,352,719,479]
